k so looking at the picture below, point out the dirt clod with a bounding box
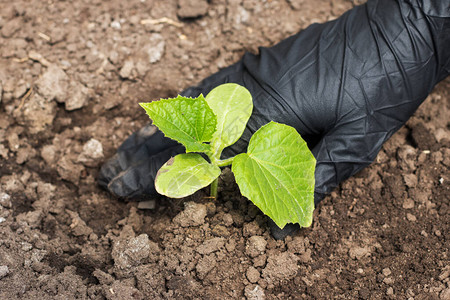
[14,93,56,134]
[57,156,83,184]
[173,201,207,227]
[196,237,225,255]
[440,288,450,300]
[196,254,216,280]
[262,252,298,285]
[246,266,261,283]
[177,0,208,19]
[35,65,69,103]
[349,246,371,260]
[246,236,267,258]
[112,234,158,271]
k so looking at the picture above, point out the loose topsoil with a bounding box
[0,0,449,299]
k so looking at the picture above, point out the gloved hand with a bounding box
[99,0,449,236]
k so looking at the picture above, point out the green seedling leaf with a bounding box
[140,95,217,153]
[155,153,221,198]
[142,84,316,227]
[232,122,316,229]
[206,83,253,155]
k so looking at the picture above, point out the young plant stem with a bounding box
[210,177,218,198]
[208,153,234,198]
[216,156,234,167]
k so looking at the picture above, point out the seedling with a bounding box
[140,83,316,228]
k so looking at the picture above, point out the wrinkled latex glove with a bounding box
[99,0,449,237]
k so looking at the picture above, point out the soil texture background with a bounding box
[0,0,449,299]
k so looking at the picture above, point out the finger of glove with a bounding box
[98,124,182,187]
[106,145,185,198]
[311,129,382,206]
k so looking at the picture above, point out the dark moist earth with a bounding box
[0,0,449,299]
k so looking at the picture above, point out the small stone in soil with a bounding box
[434,128,449,143]
[119,59,136,79]
[0,265,9,279]
[77,138,104,166]
[21,242,33,251]
[382,268,392,276]
[386,287,394,295]
[145,34,165,64]
[137,200,156,210]
[244,284,265,300]
[0,193,12,208]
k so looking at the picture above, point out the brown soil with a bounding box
[0,0,449,299]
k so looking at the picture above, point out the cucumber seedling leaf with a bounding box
[232,122,316,229]
[206,83,253,156]
[141,84,317,229]
[140,95,217,153]
[155,153,221,198]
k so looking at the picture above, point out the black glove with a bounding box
[99,0,449,236]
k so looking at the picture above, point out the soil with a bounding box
[0,0,449,299]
